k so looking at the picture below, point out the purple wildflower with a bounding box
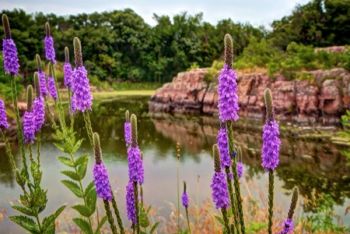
[124,122,131,145]
[72,66,92,112]
[38,71,48,96]
[32,96,45,133]
[2,39,20,75]
[127,146,144,184]
[126,181,136,224]
[93,162,113,201]
[279,219,293,234]
[47,76,58,100]
[237,162,244,178]
[217,64,239,122]
[211,171,230,209]
[23,111,35,144]
[217,127,231,168]
[262,120,281,171]
[0,99,9,129]
[63,62,73,89]
[44,36,56,63]
[182,191,189,208]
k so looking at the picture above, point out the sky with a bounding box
[0,0,310,27]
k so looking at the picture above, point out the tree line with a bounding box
[1,0,349,83]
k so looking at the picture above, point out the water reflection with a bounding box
[0,96,349,233]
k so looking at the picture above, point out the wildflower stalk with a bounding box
[225,166,239,234]
[221,33,245,234]
[131,114,141,234]
[83,112,93,145]
[268,170,274,234]
[222,208,231,234]
[134,181,140,234]
[176,142,180,233]
[0,130,16,171]
[103,200,118,234]
[10,79,27,176]
[212,144,231,234]
[111,195,125,234]
[262,88,280,234]
[183,181,191,233]
[227,122,245,234]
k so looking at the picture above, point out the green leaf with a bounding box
[72,204,94,217]
[85,181,95,196]
[53,142,67,153]
[73,218,93,234]
[42,206,65,234]
[139,206,150,228]
[86,187,97,213]
[72,139,83,154]
[61,180,83,197]
[12,205,35,216]
[9,215,39,233]
[58,156,75,167]
[94,216,107,234]
[61,170,80,181]
[75,154,88,167]
[150,222,160,233]
[77,156,88,179]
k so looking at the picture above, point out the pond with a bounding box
[0,96,350,233]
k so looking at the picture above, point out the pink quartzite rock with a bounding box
[149,68,350,124]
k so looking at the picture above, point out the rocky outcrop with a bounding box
[149,68,350,124]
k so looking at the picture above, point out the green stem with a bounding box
[225,167,239,234]
[10,78,27,177]
[103,200,118,234]
[226,121,245,234]
[1,130,16,171]
[83,112,93,146]
[35,214,42,233]
[28,144,33,163]
[133,181,140,234]
[185,207,191,233]
[36,132,41,166]
[111,194,125,234]
[268,170,274,234]
[176,156,180,233]
[221,208,231,234]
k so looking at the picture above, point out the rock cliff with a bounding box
[149,68,350,124]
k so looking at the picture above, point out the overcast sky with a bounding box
[1,0,310,27]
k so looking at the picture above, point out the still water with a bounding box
[0,96,350,233]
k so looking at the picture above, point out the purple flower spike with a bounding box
[182,191,189,208]
[124,122,132,145]
[23,111,35,144]
[44,36,56,63]
[211,171,230,209]
[32,96,45,133]
[63,62,73,89]
[127,146,144,184]
[38,71,48,96]
[72,66,92,112]
[279,219,294,234]
[217,127,231,168]
[237,162,244,178]
[2,39,20,75]
[126,181,136,224]
[262,120,281,171]
[0,99,9,129]
[47,76,58,100]
[218,64,239,122]
[93,162,113,201]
